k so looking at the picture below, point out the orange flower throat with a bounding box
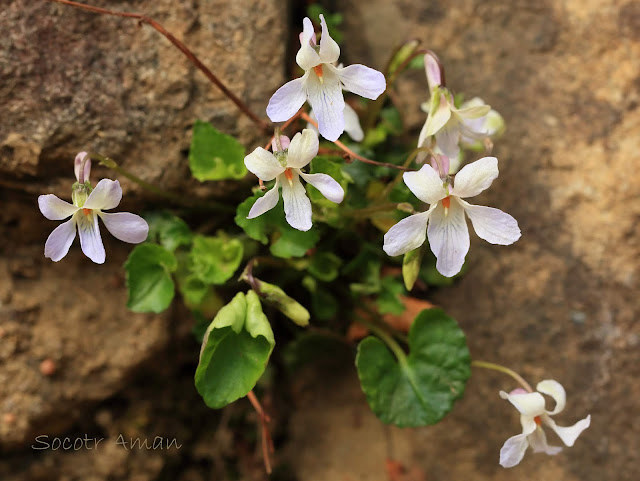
[284,168,294,183]
[313,65,324,82]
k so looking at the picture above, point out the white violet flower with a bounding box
[244,129,344,231]
[266,15,385,141]
[499,380,591,468]
[459,96,505,149]
[416,52,493,161]
[38,152,149,264]
[383,156,521,277]
[308,102,364,142]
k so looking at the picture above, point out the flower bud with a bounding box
[258,280,310,327]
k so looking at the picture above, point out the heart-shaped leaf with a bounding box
[356,308,470,427]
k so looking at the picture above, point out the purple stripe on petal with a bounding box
[44,217,77,262]
[306,67,344,141]
[38,194,79,220]
[83,179,122,210]
[77,211,106,264]
[427,201,470,277]
[100,212,149,244]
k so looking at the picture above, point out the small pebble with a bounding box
[40,358,57,376]
[570,310,587,324]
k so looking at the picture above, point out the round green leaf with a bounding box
[189,235,244,285]
[356,308,470,427]
[307,251,342,282]
[189,120,247,181]
[144,211,192,252]
[124,243,177,313]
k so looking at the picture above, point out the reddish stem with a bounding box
[300,113,414,171]
[47,0,269,131]
[247,390,274,474]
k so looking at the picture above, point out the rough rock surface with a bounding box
[1,0,639,480]
[0,0,285,472]
[283,1,639,480]
[0,0,283,198]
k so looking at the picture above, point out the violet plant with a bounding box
[41,1,590,474]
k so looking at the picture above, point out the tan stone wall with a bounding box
[1,0,638,480]
[285,1,640,480]
[0,0,284,470]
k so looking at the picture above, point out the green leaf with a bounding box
[356,308,471,427]
[402,247,424,291]
[349,259,382,296]
[362,124,389,148]
[270,225,320,258]
[189,120,247,181]
[235,191,271,244]
[191,311,211,344]
[380,107,403,134]
[195,291,275,409]
[302,276,338,321]
[125,243,177,313]
[189,235,244,285]
[376,276,406,315]
[235,191,320,258]
[307,251,342,282]
[258,280,310,327]
[145,211,192,252]
[179,275,209,305]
